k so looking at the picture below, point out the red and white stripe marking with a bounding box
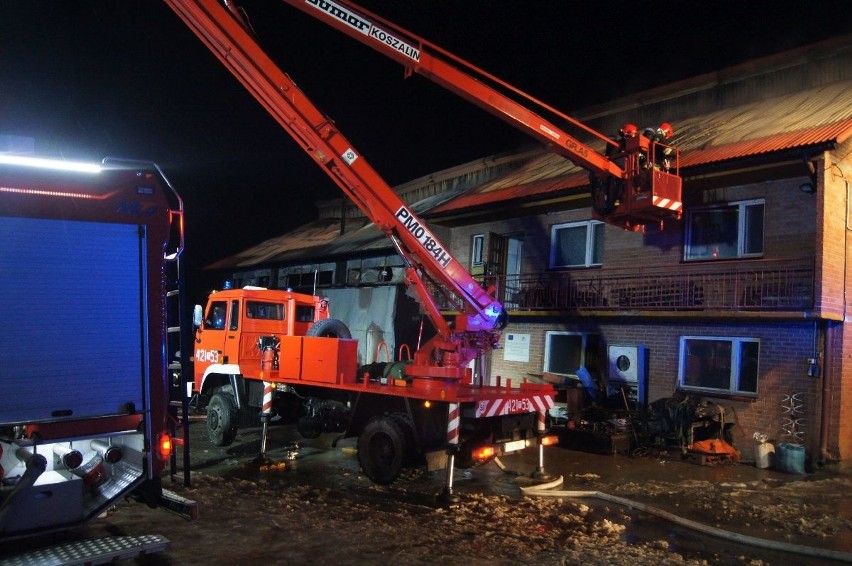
[447,403,460,445]
[261,381,273,417]
[474,395,554,419]
[653,196,682,212]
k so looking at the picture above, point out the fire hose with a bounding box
[495,458,852,563]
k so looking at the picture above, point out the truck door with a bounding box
[223,299,241,363]
[195,299,228,381]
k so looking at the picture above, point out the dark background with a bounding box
[2,1,850,300]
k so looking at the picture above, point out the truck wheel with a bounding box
[306,318,352,339]
[357,416,410,485]
[207,392,238,447]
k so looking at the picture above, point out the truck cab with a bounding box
[192,287,359,446]
[193,287,330,394]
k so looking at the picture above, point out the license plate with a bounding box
[502,439,528,453]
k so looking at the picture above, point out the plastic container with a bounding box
[775,442,805,474]
[755,441,775,469]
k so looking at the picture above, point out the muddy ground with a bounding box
[8,420,852,565]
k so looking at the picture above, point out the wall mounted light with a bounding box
[807,357,820,377]
[800,156,818,194]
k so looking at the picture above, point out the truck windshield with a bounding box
[246,301,285,320]
[204,301,227,330]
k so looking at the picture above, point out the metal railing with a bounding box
[429,258,815,313]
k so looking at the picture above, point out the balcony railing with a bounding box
[430,258,815,313]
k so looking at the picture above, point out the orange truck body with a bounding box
[165,0,561,486]
[192,287,556,484]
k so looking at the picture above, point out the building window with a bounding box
[549,221,603,268]
[678,336,759,396]
[543,332,597,376]
[471,234,484,267]
[685,199,764,261]
[286,270,334,291]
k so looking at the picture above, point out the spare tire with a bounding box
[306,318,351,339]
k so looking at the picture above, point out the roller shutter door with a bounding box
[0,216,147,425]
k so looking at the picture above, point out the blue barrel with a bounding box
[775,442,805,474]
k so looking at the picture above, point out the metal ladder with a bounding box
[165,253,192,487]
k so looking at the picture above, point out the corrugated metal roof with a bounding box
[682,117,852,167]
[206,217,369,269]
[431,79,852,214]
[431,152,588,211]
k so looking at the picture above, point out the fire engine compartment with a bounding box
[0,158,183,542]
[0,428,150,538]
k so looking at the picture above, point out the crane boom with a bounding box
[166,0,572,489]
[164,0,506,373]
[284,0,620,177]
[279,0,683,231]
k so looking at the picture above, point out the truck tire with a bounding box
[357,415,411,485]
[306,318,352,339]
[207,391,238,447]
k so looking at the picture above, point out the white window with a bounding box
[685,199,764,261]
[549,220,604,268]
[471,234,484,267]
[678,336,759,396]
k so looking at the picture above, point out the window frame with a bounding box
[204,300,227,330]
[246,300,286,321]
[549,220,604,269]
[677,335,760,397]
[471,234,485,267]
[229,300,240,330]
[543,331,589,376]
[684,199,765,261]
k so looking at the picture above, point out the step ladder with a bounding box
[166,252,192,487]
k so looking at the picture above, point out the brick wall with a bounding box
[445,160,848,466]
[451,178,816,276]
[825,141,852,467]
[490,317,821,462]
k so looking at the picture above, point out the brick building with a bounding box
[210,36,852,468]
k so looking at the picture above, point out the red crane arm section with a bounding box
[164,0,505,335]
[281,0,623,180]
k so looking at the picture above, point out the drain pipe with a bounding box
[522,480,852,563]
[819,321,834,465]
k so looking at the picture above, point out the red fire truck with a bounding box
[0,155,191,558]
[163,0,682,496]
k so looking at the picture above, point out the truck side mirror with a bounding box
[193,304,203,328]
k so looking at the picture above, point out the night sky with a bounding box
[2,1,850,298]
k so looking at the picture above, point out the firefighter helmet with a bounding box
[620,123,638,138]
[658,122,674,139]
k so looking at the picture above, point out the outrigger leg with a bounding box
[254,381,273,465]
[438,403,461,503]
[532,408,552,480]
